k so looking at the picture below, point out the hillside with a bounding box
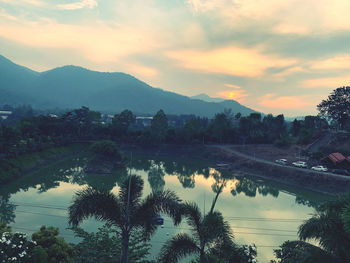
[0,55,256,116]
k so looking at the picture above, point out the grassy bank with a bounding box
[0,144,88,184]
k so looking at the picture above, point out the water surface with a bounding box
[0,154,332,262]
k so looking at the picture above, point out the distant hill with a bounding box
[0,55,257,117]
[190,93,225,103]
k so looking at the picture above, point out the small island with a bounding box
[84,140,124,174]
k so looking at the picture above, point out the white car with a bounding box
[275,159,287,165]
[311,165,328,172]
[292,161,307,168]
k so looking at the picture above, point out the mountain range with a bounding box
[0,55,256,117]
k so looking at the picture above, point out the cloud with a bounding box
[258,93,313,109]
[125,64,158,79]
[303,75,350,88]
[217,89,248,103]
[57,0,97,10]
[216,83,248,103]
[187,0,350,34]
[0,18,159,63]
[271,66,306,81]
[166,47,296,77]
[0,8,18,21]
[0,0,44,6]
[224,83,242,89]
[310,55,350,70]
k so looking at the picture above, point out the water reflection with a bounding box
[0,153,335,262]
[0,154,330,209]
[231,177,279,198]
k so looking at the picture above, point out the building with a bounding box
[135,116,153,127]
[0,111,12,120]
[322,152,350,170]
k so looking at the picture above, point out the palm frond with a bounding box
[158,233,200,263]
[317,195,350,214]
[341,203,350,234]
[119,175,144,212]
[207,234,237,262]
[69,187,122,227]
[181,202,202,237]
[275,240,338,263]
[132,190,182,236]
[298,214,333,241]
[202,211,233,245]
[299,209,350,259]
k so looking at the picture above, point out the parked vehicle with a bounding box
[311,165,328,172]
[275,159,287,165]
[292,161,307,168]
[333,169,350,176]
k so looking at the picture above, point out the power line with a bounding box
[11,226,283,248]
[12,201,310,222]
[16,210,68,218]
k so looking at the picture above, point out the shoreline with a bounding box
[122,144,350,195]
[206,145,350,195]
[3,143,350,195]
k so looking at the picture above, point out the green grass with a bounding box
[0,144,87,184]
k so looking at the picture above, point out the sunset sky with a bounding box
[1,0,350,116]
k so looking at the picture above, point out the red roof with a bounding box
[328,152,346,164]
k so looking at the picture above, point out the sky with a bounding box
[0,0,350,116]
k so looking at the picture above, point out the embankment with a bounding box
[0,144,88,184]
[207,146,350,194]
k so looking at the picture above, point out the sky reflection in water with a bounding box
[0,154,332,262]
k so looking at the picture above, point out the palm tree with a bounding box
[158,201,238,263]
[69,174,182,263]
[296,196,350,262]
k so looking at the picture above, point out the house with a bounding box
[135,117,153,127]
[322,152,350,169]
[0,111,12,120]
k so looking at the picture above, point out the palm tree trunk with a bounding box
[199,250,208,263]
[120,229,129,263]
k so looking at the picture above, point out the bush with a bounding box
[90,140,121,159]
[274,135,292,148]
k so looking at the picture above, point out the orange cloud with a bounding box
[303,75,350,88]
[310,55,350,70]
[258,94,313,109]
[166,47,296,77]
[217,84,248,103]
[126,64,158,78]
[224,83,242,89]
[0,0,44,6]
[0,18,159,64]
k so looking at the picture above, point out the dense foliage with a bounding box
[89,140,121,158]
[272,196,350,263]
[72,224,153,263]
[317,86,350,130]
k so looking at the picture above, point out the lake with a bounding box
[0,153,333,262]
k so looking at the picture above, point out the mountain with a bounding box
[190,93,225,103]
[0,55,257,117]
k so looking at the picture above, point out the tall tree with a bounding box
[69,175,182,263]
[151,110,168,142]
[317,86,350,129]
[112,110,135,136]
